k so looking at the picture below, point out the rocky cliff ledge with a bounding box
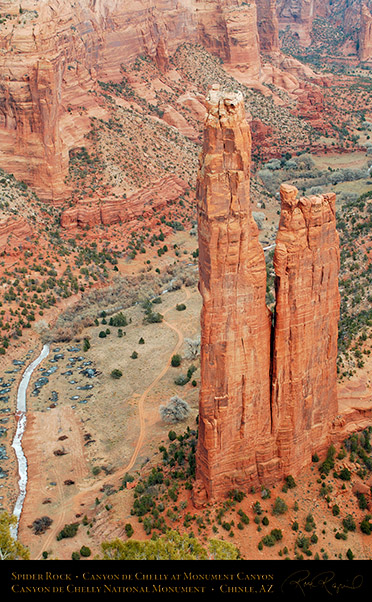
[60,176,187,229]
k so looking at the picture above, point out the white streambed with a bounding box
[10,343,50,538]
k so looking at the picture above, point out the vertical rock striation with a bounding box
[196,0,262,76]
[193,85,275,506]
[194,100,341,504]
[271,184,340,474]
[359,3,372,61]
[257,0,280,52]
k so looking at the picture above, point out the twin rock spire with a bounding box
[193,86,340,505]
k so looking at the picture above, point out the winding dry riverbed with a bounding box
[10,344,50,538]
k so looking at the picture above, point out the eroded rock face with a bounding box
[193,85,275,506]
[194,94,341,504]
[0,0,263,201]
[271,183,340,474]
[196,0,261,75]
[0,217,34,254]
[60,176,187,229]
[257,0,280,52]
[359,4,372,61]
[277,0,333,46]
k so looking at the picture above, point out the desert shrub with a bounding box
[228,489,245,503]
[174,374,189,386]
[342,515,356,532]
[187,365,197,380]
[80,546,91,557]
[338,467,351,481]
[238,509,249,525]
[272,497,288,516]
[296,534,310,551]
[109,312,128,327]
[159,396,190,423]
[31,516,53,535]
[305,513,316,531]
[284,475,296,489]
[132,494,155,517]
[332,504,340,516]
[171,354,181,367]
[71,551,80,560]
[346,548,354,560]
[176,303,186,311]
[56,522,79,540]
[98,331,107,338]
[270,528,283,541]
[310,533,318,544]
[261,534,275,547]
[125,523,134,538]
[122,473,134,487]
[168,430,177,441]
[131,351,138,359]
[184,336,201,360]
[111,369,123,379]
[360,515,372,535]
[83,338,90,351]
[319,445,336,475]
[261,487,271,500]
[358,493,368,510]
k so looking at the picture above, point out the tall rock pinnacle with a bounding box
[193,93,341,505]
[193,85,276,506]
[271,184,340,474]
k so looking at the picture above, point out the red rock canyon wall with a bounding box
[359,3,372,61]
[256,0,280,52]
[0,0,264,202]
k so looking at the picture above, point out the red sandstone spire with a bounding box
[193,85,276,506]
[271,183,340,473]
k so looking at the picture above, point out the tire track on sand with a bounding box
[33,287,191,558]
[122,286,191,473]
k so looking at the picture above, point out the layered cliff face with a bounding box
[256,0,280,52]
[277,0,317,45]
[359,3,372,61]
[193,86,276,506]
[271,184,340,474]
[278,0,371,57]
[0,0,266,202]
[196,0,261,75]
[0,216,34,254]
[0,0,104,201]
[60,176,187,229]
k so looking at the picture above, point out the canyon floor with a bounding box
[0,211,371,561]
[1,33,372,560]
